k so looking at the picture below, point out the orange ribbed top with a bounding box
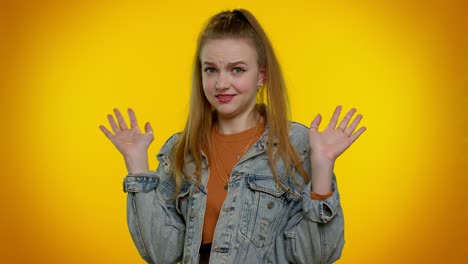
[202,122,265,244]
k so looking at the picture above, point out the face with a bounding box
[200,38,265,120]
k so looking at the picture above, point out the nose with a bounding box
[215,72,229,90]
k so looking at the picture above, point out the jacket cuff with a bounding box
[123,171,159,193]
[302,181,340,223]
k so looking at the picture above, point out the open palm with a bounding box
[99,108,154,157]
[309,105,366,163]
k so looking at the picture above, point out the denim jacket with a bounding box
[123,122,344,264]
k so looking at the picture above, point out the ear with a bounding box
[257,66,266,86]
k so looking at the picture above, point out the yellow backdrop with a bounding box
[2,0,466,263]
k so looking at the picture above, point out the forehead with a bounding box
[200,38,258,63]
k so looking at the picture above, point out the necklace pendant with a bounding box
[236,154,240,160]
[224,184,228,190]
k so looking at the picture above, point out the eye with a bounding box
[232,67,245,73]
[203,67,216,73]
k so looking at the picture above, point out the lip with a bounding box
[215,94,236,103]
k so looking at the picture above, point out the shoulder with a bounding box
[287,121,310,162]
[288,121,309,145]
[158,132,182,156]
[154,132,182,180]
[289,121,309,134]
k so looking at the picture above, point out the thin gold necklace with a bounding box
[214,115,262,160]
[210,131,229,190]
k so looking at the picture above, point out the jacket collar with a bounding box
[238,123,279,163]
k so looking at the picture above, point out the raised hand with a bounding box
[99,108,154,173]
[309,105,366,163]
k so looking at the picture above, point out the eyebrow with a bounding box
[202,61,247,67]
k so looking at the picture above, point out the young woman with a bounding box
[100,9,365,264]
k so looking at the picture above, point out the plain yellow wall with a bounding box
[2,0,466,263]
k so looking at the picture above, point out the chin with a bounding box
[214,106,239,118]
[215,110,236,118]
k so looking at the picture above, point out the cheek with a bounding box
[201,80,210,95]
[237,78,258,93]
[202,76,214,91]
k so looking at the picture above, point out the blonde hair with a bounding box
[172,9,308,194]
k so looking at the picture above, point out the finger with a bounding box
[327,105,342,130]
[345,114,363,136]
[310,114,322,131]
[349,126,367,144]
[337,108,356,132]
[128,108,138,129]
[145,122,153,134]
[107,114,120,134]
[114,108,128,130]
[99,125,114,139]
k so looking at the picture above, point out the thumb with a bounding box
[145,122,153,135]
[310,113,322,131]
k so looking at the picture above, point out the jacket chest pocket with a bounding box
[240,176,289,248]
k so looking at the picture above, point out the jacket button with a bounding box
[267,201,274,209]
[184,255,190,263]
[189,210,197,218]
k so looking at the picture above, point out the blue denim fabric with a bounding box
[123,122,344,264]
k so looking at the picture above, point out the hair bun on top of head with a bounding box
[207,9,252,31]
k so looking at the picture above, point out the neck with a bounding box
[216,109,261,134]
